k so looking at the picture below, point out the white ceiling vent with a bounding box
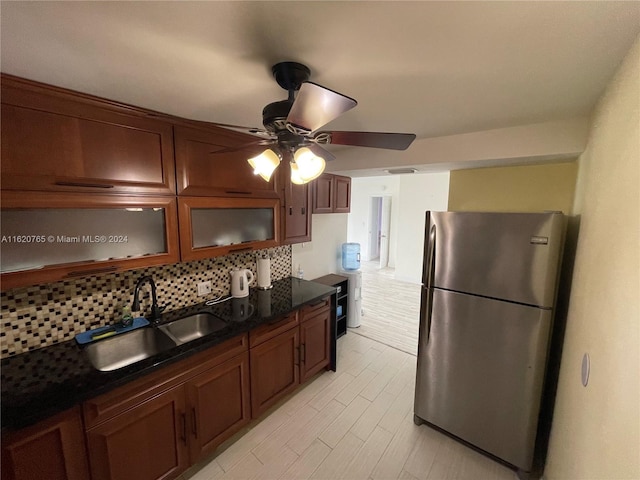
[384,168,417,175]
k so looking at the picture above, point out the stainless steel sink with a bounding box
[84,327,177,372]
[158,313,228,346]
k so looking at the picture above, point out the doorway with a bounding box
[367,196,391,268]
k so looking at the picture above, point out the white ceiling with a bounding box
[1,1,639,176]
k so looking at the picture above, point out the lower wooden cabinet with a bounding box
[185,352,251,463]
[85,349,251,480]
[86,385,189,480]
[1,406,90,480]
[300,302,331,382]
[249,298,331,416]
[250,326,300,418]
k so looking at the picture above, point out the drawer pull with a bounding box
[229,246,253,253]
[225,190,251,195]
[55,181,114,189]
[65,266,118,277]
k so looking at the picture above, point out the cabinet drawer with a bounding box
[249,312,299,348]
[83,334,247,429]
[300,297,331,319]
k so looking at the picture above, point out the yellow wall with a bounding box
[448,162,578,214]
[545,35,640,479]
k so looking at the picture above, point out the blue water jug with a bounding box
[342,243,361,271]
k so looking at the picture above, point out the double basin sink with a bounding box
[84,313,228,372]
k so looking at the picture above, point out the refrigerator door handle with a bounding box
[423,216,436,288]
[420,220,436,344]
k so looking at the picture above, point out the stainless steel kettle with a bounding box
[230,268,254,298]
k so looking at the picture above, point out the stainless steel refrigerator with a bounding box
[414,211,566,478]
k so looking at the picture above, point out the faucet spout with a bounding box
[132,275,163,322]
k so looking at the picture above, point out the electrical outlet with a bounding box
[197,281,212,296]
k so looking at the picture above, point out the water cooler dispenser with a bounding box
[341,243,362,328]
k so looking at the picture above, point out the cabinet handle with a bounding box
[301,344,306,363]
[191,408,198,438]
[229,246,253,253]
[65,266,118,278]
[181,413,187,445]
[225,190,251,195]
[301,207,305,215]
[289,207,293,216]
[55,181,114,189]
[295,346,300,366]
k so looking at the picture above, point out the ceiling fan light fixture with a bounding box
[292,146,326,184]
[247,148,281,182]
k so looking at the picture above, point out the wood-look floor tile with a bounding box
[310,432,364,480]
[286,399,345,455]
[340,426,393,480]
[252,404,317,463]
[318,394,371,448]
[279,439,331,480]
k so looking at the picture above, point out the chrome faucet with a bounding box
[132,275,164,322]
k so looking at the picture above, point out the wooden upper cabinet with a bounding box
[174,124,279,198]
[280,160,312,244]
[312,174,334,213]
[1,75,176,195]
[312,173,351,213]
[0,192,180,290]
[333,175,352,213]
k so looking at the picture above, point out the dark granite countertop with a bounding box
[1,277,335,430]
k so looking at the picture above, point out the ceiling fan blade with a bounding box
[210,139,275,155]
[287,82,357,133]
[315,131,416,150]
[203,121,273,139]
[307,143,336,162]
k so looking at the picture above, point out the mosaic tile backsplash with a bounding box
[0,245,292,358]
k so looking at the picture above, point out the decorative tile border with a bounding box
[0,246,292,358]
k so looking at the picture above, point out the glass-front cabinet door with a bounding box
[0,192,179,290]
[178,197,279,262]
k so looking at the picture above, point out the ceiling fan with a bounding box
[210,61,416,184]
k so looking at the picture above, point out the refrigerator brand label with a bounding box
[530,236,549,245]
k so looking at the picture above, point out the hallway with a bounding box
[350,261,421,356]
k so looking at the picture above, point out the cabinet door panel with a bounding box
[186,352,251,463]
[86,386,188,480]
[250,328,299,418]
[174,125,278,197]
[333,175,351,213]
[281,160,312,243]
[1,77,175,195]
[1,407,89,480]
[0,192,179,290]
[300,307,331,382]
[312,174,333,213]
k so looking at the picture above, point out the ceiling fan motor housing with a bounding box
[262,100,292,133]
[272,62,311,92]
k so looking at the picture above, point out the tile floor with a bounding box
[179,332,517,480]
[356,261,421,355]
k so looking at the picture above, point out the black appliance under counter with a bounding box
[1,277,336,430]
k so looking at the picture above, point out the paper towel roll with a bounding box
[257,257,272,289]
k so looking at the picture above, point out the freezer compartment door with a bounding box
[414,289,552,470]
[428,211,566,307]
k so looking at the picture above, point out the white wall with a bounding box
[347,176,401,267]
[394,172,450,283]
[291,213,348,281]
[545,35,640,480]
